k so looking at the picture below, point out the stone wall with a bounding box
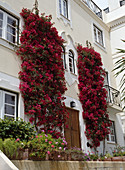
[12,160,125,170]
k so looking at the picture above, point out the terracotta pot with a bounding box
[29,155,44,161]
[122,156,125,161]
[28,149,45,161]
[48,151,68,161]
[111,157,123,161]
[70,152,84,161]
[10,148,29,160]
[104,158,112,161]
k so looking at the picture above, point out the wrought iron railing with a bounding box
[120,0,125,7]
[82,0,103,19]
[103,7,109,14]
[104,85,121,107]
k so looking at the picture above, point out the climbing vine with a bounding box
[16,8,68,138]
[77,44,111,149]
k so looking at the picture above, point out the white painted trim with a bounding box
[0,72,24,119]
[57,0,72,27]
[91,19,106,51]
[64,95,89,152]
[0,150,19,170]
[0,1,23,49]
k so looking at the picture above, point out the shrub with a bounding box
[3,138,22,159]
[27,131,67,159]
[112,144,125,157]
[0,138,4,152]
[0,118,35,141]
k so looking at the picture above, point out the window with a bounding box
[0,9,19,44]
[104,71,109,86]
[107,121,116,143]
[93,24,104,46]
[59,0,68,18]
[120,0,125,7]
[69,50,75,74]
[61,46,66,69]
[0,90,17,119]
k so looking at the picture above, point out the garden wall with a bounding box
[12,160,125,170]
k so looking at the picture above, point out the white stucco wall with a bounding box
[0,0,124,153]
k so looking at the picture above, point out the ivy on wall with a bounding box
[16,8,68,138]
[77,45,111,149]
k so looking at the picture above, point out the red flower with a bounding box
[16,8,68,138]
[77,45,111,149]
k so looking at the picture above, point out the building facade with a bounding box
[0,0,124,154]
[104,0,125,142]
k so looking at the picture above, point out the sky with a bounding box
[92,0,108,9]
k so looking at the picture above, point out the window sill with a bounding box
[94,41,107,53]
[0,37,18,51]
[70,71,77,77]
[58,14,71,27]
[60,14,70,21]
[107,141,116,145]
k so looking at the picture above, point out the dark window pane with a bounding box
[7,33,15,43]
[0,12,3,20]
[0,20,3,28]
[59,0,62,14]
[4,115,14,119]
[7,25,16,35]
[7,16,16,27]
[5,94,15,105]
[0,29,2,37]
[4,105,15,115]
[111,136,115,142]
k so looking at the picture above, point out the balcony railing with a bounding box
[103,7,109,14]
[82,0,103,19]
[104,85,121,107]
[120,0,125,7]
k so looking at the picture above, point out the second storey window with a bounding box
[93,24,104,46]
[0,90,17,119]
[61,46,66,69]
[59,0,68,19]
[107,121,116,143]
[69,50,75,74]
[120,0,125,7]
[0,9,19,44]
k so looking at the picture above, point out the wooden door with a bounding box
[64,108,81,148]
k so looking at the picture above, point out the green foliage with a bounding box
[1,138,23,159]
[0,138,4,152]
[89,154,98,161]
[0,118,35,141]
[112,144,125,157]
[28,131,67,159]
[113,40,125,110]
[105,152,112,158]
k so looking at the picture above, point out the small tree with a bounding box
[113,40,125,110]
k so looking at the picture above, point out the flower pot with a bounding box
[28,149,45,161]
[48,151,68,161]
[9,148,28,160]
[111,157,123,161]
[29,155,44,161]
[122,156,125,161]
[70,152,84,161]
[104,158,112,161]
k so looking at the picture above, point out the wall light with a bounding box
[70,101,76,108]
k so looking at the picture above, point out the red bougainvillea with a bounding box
[77,45,111,149]
[16,8,68,138]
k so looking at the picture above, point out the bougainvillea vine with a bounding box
[77,45,111,149]
[16,8,68,138]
